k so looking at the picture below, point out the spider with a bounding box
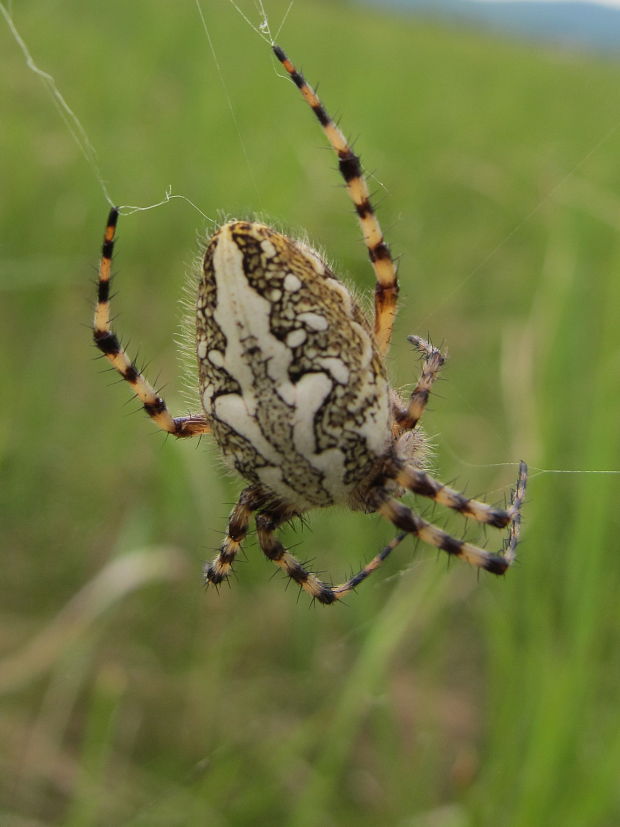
[93,44,527,604]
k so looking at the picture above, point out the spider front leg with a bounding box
[274,45,398,356]
[93,208,211,438]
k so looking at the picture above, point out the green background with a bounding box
[1,1,619,824]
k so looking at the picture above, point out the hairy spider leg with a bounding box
[204,487,265,584]
[503,460,528,564]
[392,336,447,432]
[380,460,528,573]
[394,461,527,528]
[93,208,211,438]
[273,45,398,357]
[255,508,410,604]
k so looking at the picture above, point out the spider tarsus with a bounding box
[203,563,229,587]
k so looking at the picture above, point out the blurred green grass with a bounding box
[1,1,620,825]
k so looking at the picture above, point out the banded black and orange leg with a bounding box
[93,208,211,438]
[203,487,263,585]
[393,460,528,531]
[255,509,410,604]
[378,498,510,573]
[392,336,447,432]
[379,460,528,572]
[254,509,337,603]
[273,45,398,356]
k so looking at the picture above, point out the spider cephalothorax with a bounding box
[93,44,526,604]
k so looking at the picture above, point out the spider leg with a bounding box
[331,532,409,598]
[93,208,211,438]
[394,460,528,528]
[502,460,528,565]
[255,510,337,604]
[255,510,409,604]
[203,487,263,585]
[378,461,527,573]
[393,336,446,432]
[379,498,508,573]
[255,458,527,600]
[273,45,398,357]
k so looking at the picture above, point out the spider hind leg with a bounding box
[273,44,398,356]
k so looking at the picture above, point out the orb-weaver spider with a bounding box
[93,44,527,604]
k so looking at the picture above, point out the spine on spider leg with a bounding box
[272,44,399,356]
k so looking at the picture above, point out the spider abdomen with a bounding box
[196,221,391,508]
